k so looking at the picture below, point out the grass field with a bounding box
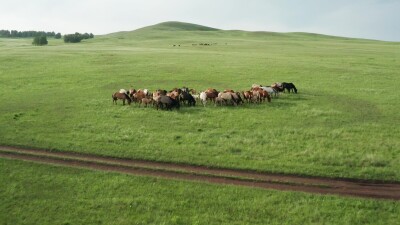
[1,21,400,223]
[1,22,399,181]
[1,158,399,225]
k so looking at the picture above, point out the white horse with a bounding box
[119,89,128,94]
[200,92,207,107]
[261,86,279,98]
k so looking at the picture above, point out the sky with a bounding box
[0,0,399,41]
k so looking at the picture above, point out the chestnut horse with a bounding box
[112,92,132,105]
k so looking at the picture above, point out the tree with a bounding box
[55,33,62,39]
[32,36,48,46]
[63,32,94,43]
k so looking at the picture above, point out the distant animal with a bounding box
[128,89,137,98]
[205,88,219,102]
[156,96,180,110]
[242,91,253,103]
[271,83,284,92]
[200,92,208,106]
[251,90,261,104]
[133,89,146,102]
[223,89,235,93]
[232,92,244,105]
[192,94,200,102]
[119,89,128,94]
[112,92,132,105]
[218,92,237,106]
[180,91,196,106]
[282,82,298,93]
[143,89,150,96]
[139,98,153,108]
[215,97,226,106]
[167,90,180,101]
[261,86,279,98]
[189,89,197,95]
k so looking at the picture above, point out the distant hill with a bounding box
[137,21,220,32]
[104,21,388,43]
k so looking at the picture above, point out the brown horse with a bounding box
[205,88,219,102]
[243,91,253,103]
[133,89,146,103]
[112,92,132,105]
[251,87,272,103]
[139,98,154,108]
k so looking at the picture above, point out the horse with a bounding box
[128,89,137,98]
[223,89,235,93]
[205,88,219,103]
[133,89,146,103]
[232,92,244,105]
[143,89,151,96]
[218,92,237,106]
[214,97,226,106]
[271,83,284,92]
[242,91,253,103]
[282,82,298,93]
[251,90,261,104]
[156,96,180,111]
[179,91,196,106]
[259,89,271,103]
[167,90,180,101]
[200,92,208,106]
[112,92,132,105]
[261,86,279,98]
[139,98,153,108]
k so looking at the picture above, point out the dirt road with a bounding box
[1,146,399,200]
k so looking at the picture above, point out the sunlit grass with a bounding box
[0,27,399,181]
[1,159,399,225]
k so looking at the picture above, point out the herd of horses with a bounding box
[112,82,297,110]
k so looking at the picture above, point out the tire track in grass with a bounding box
[0,146,399,200]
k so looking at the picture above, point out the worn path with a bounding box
[1,146,399,200]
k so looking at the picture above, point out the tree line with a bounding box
[0,30,61,38]
[0,29,95,45]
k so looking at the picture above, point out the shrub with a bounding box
[32,36,48,46]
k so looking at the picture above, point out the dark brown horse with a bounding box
[112,92,132,105]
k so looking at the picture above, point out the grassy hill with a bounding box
[0,21,399,224]
[105,21,387,42]
[137,21,220,31]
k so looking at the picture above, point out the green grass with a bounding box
[1,158,399,225]
[0,22,400,182]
